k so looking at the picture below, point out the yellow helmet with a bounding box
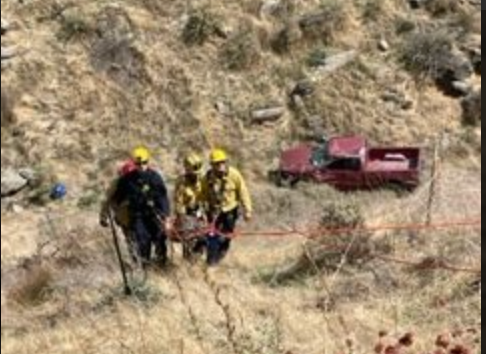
[132,146,151,164]
[210,149,228,164]
[184,153,203,174]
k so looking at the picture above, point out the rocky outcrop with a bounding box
[1,168,36,198]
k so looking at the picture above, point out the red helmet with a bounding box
[118,160,138,176]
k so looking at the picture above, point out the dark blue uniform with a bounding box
[114,169,171,266]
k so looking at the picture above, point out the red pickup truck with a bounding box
[274,136,422,191]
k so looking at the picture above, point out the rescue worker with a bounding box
[99,159,138,259]
[201,149,253,265]
[113,147,171,268]
[173,153,205,259]
[174,153,205,219]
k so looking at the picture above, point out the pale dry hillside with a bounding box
[1,168,482,353]
[0,0,482,353]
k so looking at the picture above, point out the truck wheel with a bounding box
[386,181,413,197]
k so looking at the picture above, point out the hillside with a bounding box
[0,0,482,353]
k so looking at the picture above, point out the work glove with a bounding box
[163,217,173,234]
[244,211,253,222]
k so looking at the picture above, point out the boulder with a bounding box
[451,81,473,96]
[251,106,286,124]
[291,81,315,98]
[18,168,37,183]
[317,50,358,76]
[1,46,16,60]
[260,0,282,17]
[378,39,390,52]
[436,51,474,96]
[446,53,474,81]
[1,169,29,197]
[1,18,10,35]
[214,100,232,117]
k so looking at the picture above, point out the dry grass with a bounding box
[8,264,54,307]
[220,27,261,71]
[182,8,223,46]
[1,88,15,127]
[299,0,352,46]
[1,163,480,353]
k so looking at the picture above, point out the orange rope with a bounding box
[168,217,482,274]
[233,218,482,238]
[170,218,481,241]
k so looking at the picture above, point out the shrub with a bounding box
[452,9,480,36]
[299,0,349,45]
[424,0,462,17]
[9,265,54,307]
[270,201,373,284]
[57,13,94,42]
[270,23,302,55]
[182,9,222,46]
[221,29,260,71]
[399,29,454,80]
[362,0,386,22]
[395,17,417,35]
[320,201,364,229]
[77,190,102,210]
[306,47,328,67]
[90,7,149,89]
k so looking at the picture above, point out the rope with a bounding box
[166,217,482,275]
[167,217,482,241]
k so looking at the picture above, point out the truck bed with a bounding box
[365,148,421,172]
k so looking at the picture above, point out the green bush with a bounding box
[306,47,328,67]
[395,17,417,35]
[57,13,94,42]
[299,0,349,44]
[362,0,386,22]
[221,30,260,71]
[182,9,222,46]
[270,24,301,55]
[424,0,461,17]
[399,30,454,80]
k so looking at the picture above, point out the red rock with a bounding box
[375,342,385,354]
[385,346,400,354]
[436,334,451,349]
[399,333,415,347]
[379,331,389,338]
[449,345,471,354]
